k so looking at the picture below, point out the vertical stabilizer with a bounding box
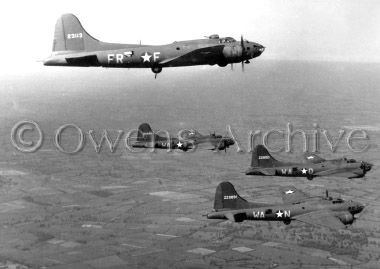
[251,145,278,168]
[52,13,100,52]
[214,182,250,211]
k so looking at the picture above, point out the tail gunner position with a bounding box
[44,14,265,78]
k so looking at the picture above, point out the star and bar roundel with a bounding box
[141,52,161,63]
[252,209,291,218]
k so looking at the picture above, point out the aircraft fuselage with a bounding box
[246,160,370,179]
[44,39,264,69]
[207,198,363,223]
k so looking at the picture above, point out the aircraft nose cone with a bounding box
[252,44,265,58]
[361,161,372,172]
[357,202,365,213]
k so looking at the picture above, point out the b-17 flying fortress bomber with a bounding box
[131,123,235,152]
[206,182,365,229]
[43,14,265,78]
[245,145,372,180]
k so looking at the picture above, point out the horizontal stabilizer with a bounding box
[303,153,325,164]
[279,186,310,204]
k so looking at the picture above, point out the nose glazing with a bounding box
[357,203,365,213]
[252,43,265,57]
[361,161,372,172]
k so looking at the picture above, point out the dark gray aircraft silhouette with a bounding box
[206,182,364,229]
[43,14,265,77]
[245,145,372,180]
[131,123,234,151]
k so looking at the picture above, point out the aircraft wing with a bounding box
[303,153,325,164]
[159,45,225,66]
[320,169,364,178]
[190,137,222,151]
[194,141,219,151]
[294,210,345,229]
[313,167,363,178]
[279,186,310,204]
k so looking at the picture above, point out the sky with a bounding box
[0,0,379,74]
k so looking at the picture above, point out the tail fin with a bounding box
[214,182,249,211]
[137,123,154,141]
[52,14,100,52]
[251,145,278,168]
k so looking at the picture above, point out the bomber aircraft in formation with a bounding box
[245,145,372,180]
[131,123,235,152]
[206,181,365,229]
[43,14,265,78]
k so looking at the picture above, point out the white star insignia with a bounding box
[285,190,294,194]
[141,52,152,62]
[177,141,183,148]
[275,210,283,218]
[301,168,307,174]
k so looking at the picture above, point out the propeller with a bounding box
[360,161,373,172]
[241,35,245,72]
[219,130,234,153]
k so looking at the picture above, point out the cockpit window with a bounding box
[219,37,236,43]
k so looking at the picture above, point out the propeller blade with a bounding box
[241,35,245,54]
[241,35,246,72]
[231,63,233,71]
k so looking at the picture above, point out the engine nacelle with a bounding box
[217,140,226,150]
[222,46,243,62]
[337,213,354,225]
